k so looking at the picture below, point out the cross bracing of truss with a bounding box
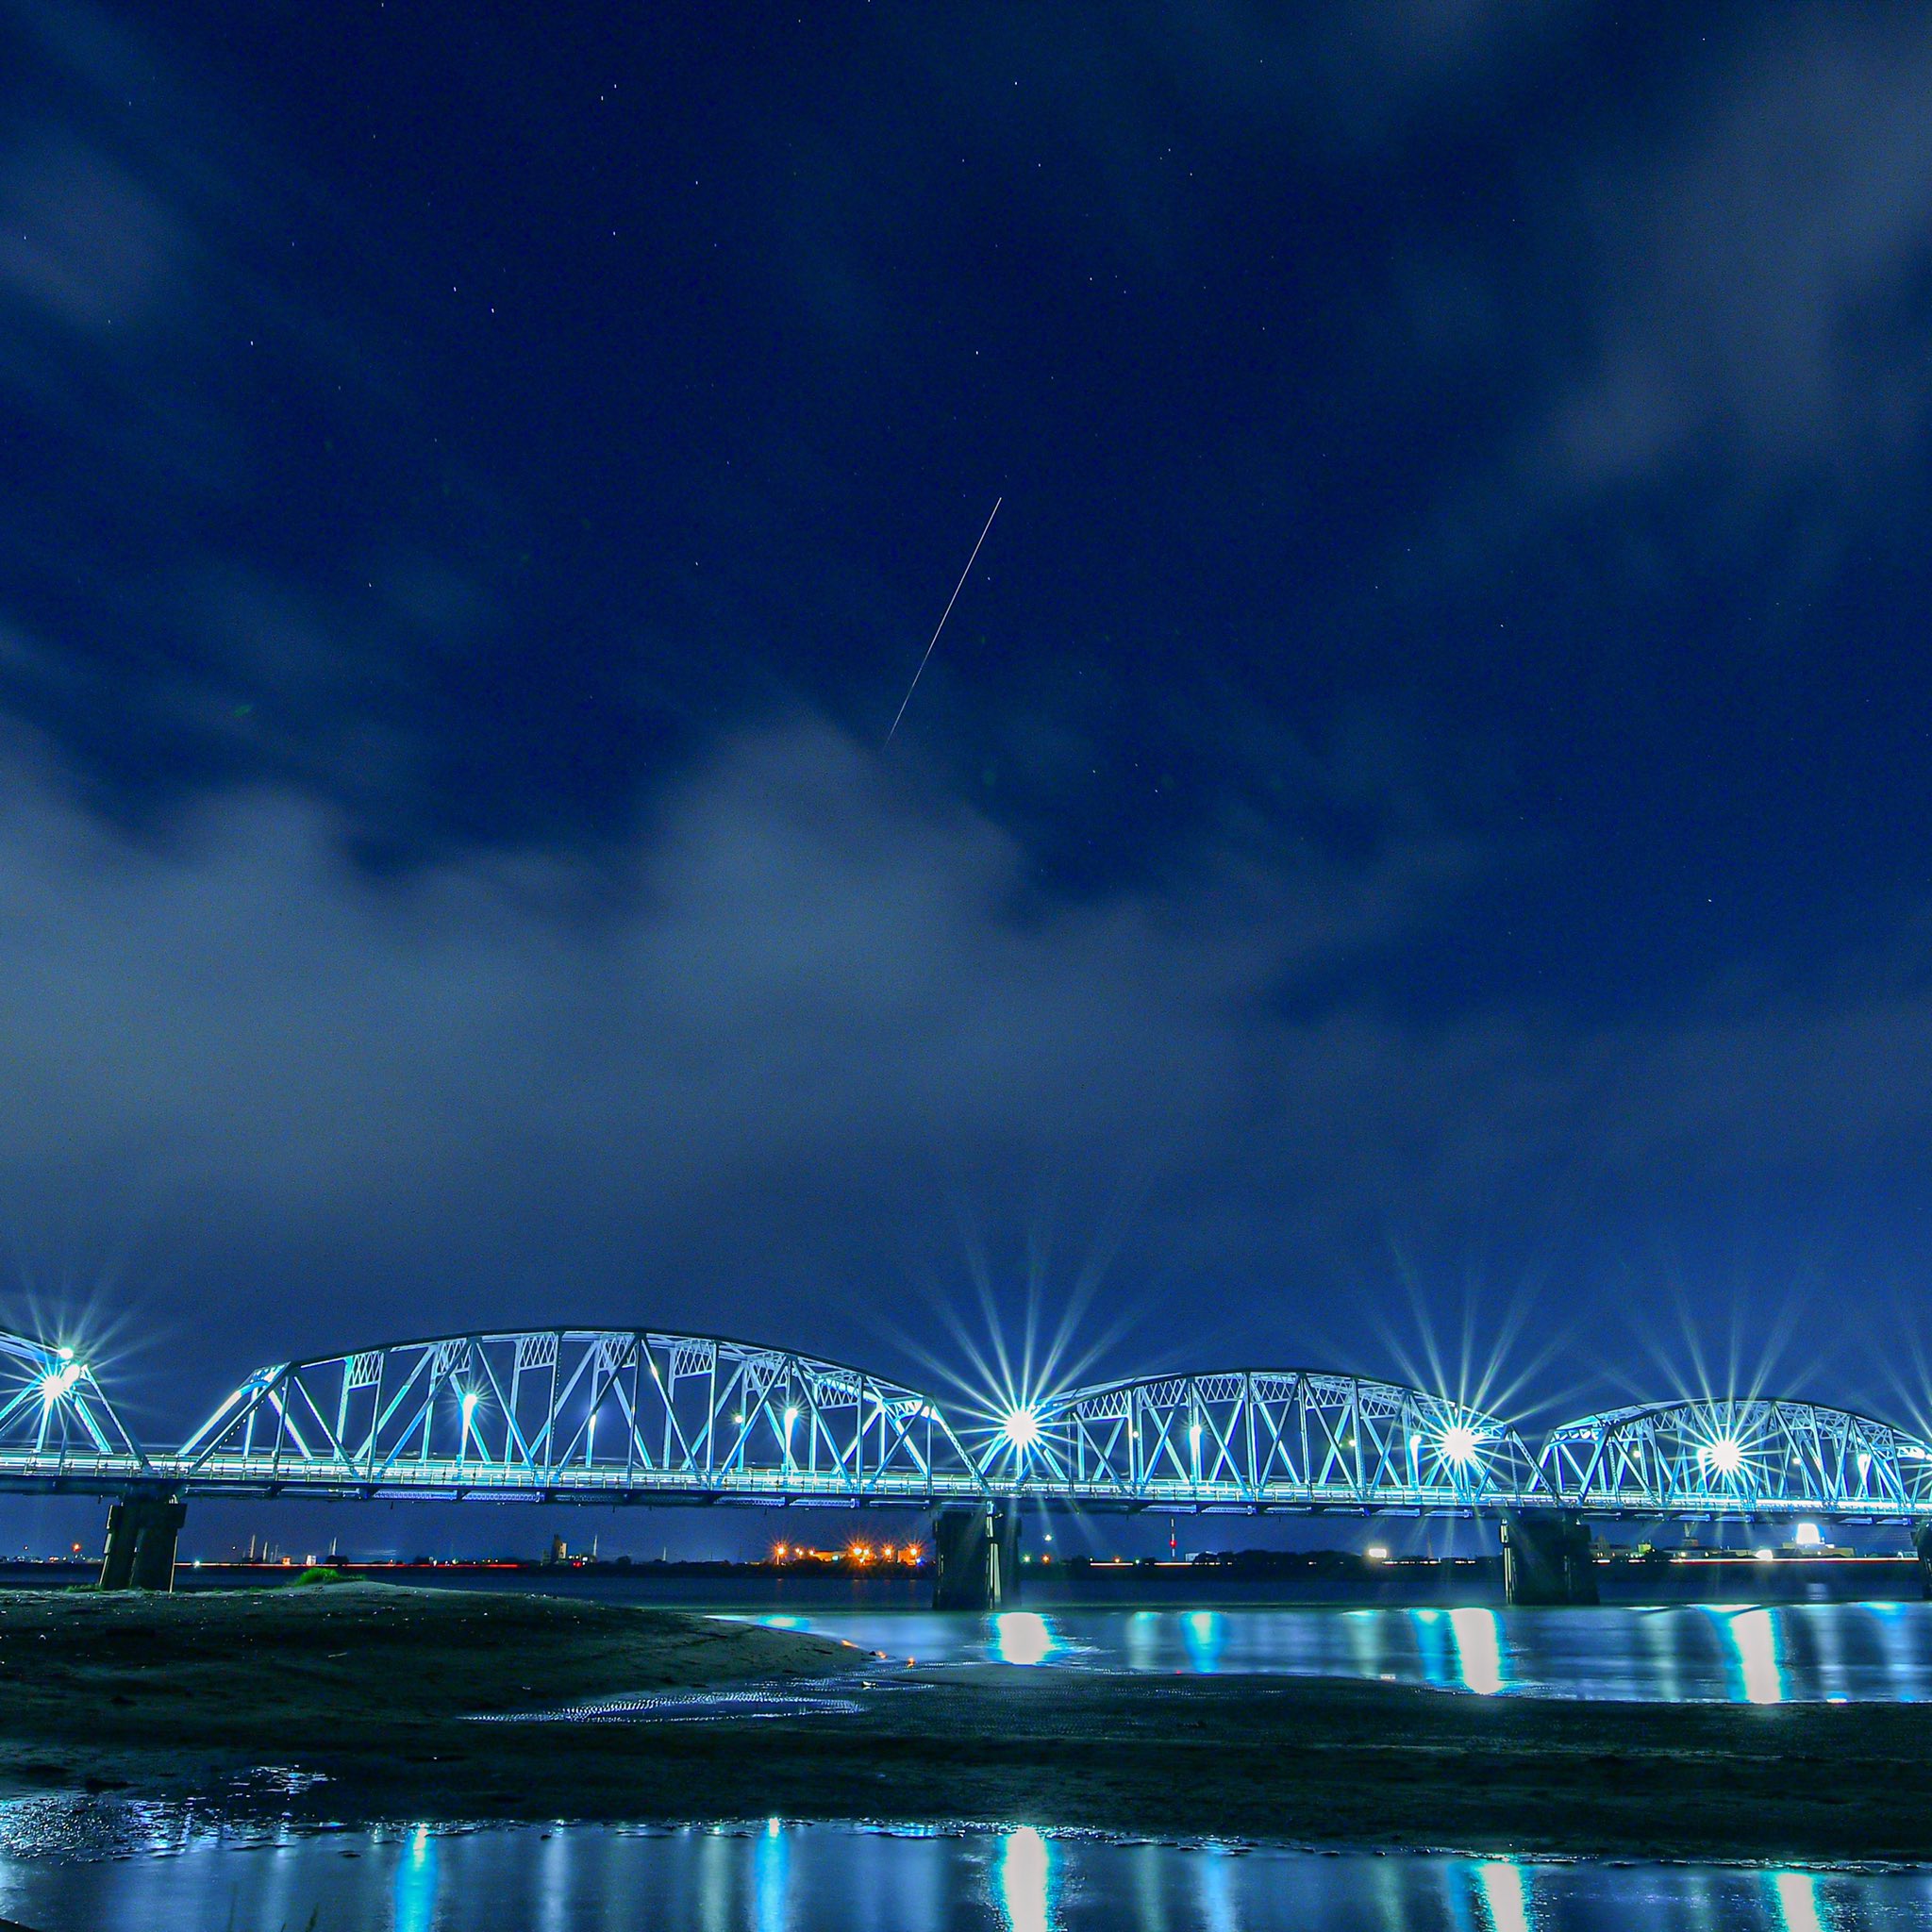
[985,1370,1551,1510]
[171,1328,988,1504]
[1538,1398,1932,1516]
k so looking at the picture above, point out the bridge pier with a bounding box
[99,1490,186,1591]
[1500,1511,1597,1607]
[1914,1523,1932,1600]
[932,1506,1019,1610]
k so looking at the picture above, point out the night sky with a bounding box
[6,1,1932,1464]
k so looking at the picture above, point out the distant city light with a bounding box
[1754,1546,1774,1563]
[1365,1545,1390,1561]
[1001,1406,1041,1453]
[1794,1522,1822,1548]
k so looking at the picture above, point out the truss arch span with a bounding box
[993,1369,1548,1508]
[176,1327,986,1505]
[1540,1397,1932,1516]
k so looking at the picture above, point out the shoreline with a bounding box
[4,1582,1932,1866]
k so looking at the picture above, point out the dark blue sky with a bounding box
[4,0,1932,1446]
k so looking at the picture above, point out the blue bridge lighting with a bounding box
[0,1322,1928,1523]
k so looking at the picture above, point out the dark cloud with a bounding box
[1,0,1930,1450]
[2,710,1927,1434]
[1539,9,1932,494]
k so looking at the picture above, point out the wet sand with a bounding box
[1,1582,1929,1864]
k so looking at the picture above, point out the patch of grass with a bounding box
[290,1567,344,1587]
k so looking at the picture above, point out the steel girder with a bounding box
[173,1328,987,1505]
[988,1370,1552,1510]
[0,1329,148,1484]
[1538,1398,1932,1518]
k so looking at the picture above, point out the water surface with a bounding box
[1,1803,1927,1932]
[733,1600,1932,1702]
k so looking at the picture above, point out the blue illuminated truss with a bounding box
[1538,1398,1932,1517]
[6,1321,1932,1522]
[0,1329,147,1483]
[172,1329,986,1505]
[981,1371,1550,1512]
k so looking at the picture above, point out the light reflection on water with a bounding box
[998,1824,1053,1932]
[1707,1607,1787,1705]
[992,1611,1058,1665]
[1475,1857,1531,1932]
[738,1602,1932,1702]
[4,1808,1931,1932]
[1448,1607,1508,1696]
[1772,1869,1825,1932]
[394,1824,437,1932]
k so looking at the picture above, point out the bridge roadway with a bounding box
[3,1325,1930,1604]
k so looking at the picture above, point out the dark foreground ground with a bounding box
[0,1581,1928,1864]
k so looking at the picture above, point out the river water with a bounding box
[3,1805,1930,1932]
[9,1600,1932,1928]
[732,1599,1932,1702]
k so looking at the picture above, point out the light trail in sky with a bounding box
[885,495,1001,743]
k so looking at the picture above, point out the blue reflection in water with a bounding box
[1770,1869,1825,1932]
[997,1825,1056,1932]
[757,1818,789,1932]
[11,1813,1932,1929]
[700,1827,735,1932]
[1448,1608,1507,1696]
[1181,1609,1224,1674]
[1474,1858,1532,1932]
[1408,1608,1457,1688]
[1865,1601,1918,1700]
[727,1602,1932,1702]
[1193,1843,1239,1931]
[395,1824,439,1932]
[1124,1608,1162,1672]
[993,1612,1057,1665]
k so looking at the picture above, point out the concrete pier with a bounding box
[1500,1510,1599,1606]
[99,1491,186,1591]
[932,1506,1020,1610]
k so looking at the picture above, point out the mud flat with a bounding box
[1,1582,1929,1864]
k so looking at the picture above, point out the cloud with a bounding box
[1536,11,1932,494]
[0,712,1928,1424]
[0,133,187,338]
[0,709,1474,1396]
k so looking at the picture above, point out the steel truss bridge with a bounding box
[1,1323,1929,1525]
